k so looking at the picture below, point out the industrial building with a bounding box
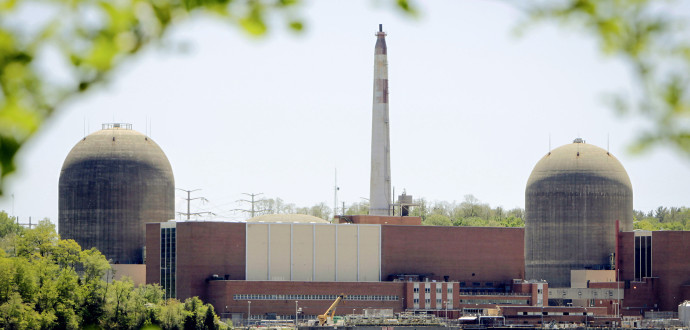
[525,139,634,287]
[59,123,174,269]
[55,25,690,326]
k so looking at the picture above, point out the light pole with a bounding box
[248,301,251,325]
[295,301,299,325]
[584,307,588,327]
[444,301,448,319]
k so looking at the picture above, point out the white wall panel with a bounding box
[292,224,314,280]
[246,223,268,280]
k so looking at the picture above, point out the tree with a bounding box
[0,217,224,328]
[423,214,452,226]
[203,304,218,330]
[0,211,22,238]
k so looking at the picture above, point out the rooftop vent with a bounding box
[102,123,132,130]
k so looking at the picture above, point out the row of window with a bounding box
[460,282,494,287]
[413,287,453,294]
[234,294,398,301]
[413,299,453,305]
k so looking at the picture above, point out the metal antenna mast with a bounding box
[176,188,213,220]
[233,193,266,218]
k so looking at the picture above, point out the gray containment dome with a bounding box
[59,123,174,264]
[525,139,632,287]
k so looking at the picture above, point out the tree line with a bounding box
[0,211,226,330]
[633,207,690,231]
[254,195,690,231]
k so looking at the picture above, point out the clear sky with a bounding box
[1,0,688,224]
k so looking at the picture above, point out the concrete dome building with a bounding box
[525,138,633,287]
[59,123,174,264]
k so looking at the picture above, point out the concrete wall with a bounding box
[571,270,616,289]
[111,264,147,286]
[59,128,174,264]
[246,223,381,282]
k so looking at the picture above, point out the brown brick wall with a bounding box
[651,231,690,310]
[618,232,635,282]
[618,231,690,312]
[381,226,524,282]
[176,222,246,300]
[145,223,161,284]
[206,281,405,317]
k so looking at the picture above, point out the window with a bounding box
[436,288,442,294]
[635,234,653,280]
[160,226,177,299]
[414,288,419,293]
[425,299,431,304]
[425,288,430,293]
[447,288,453,294]
[413,298,419,304]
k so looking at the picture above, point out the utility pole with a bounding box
[233,193,266,218]
[16,216,37,228]
[176,188,214,220]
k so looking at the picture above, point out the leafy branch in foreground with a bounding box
[523,0,690,156]
[0,0,419,196]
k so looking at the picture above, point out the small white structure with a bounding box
[679,300,690,327]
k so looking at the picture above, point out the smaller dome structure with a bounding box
[247,214,329,224]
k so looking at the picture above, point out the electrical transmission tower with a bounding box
[233,192,267,218]
[176,188,215,220]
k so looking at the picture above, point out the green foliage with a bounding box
[423,213,452,226]
[525,0,690,157]
[633,206,690,230]
[0,211,22,238]
[0,213,224,329]
[410,194,526,228]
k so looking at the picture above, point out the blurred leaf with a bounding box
[289,20,303,31]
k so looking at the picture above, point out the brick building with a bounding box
[145,220,690,324]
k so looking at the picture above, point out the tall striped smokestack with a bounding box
[369,24,391,216]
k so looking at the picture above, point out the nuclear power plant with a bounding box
[56,26,690,327]
[59,123,174,264]
[525,139,634,287]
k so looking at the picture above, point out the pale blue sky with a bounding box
[1,0,688,223]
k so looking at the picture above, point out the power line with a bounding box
[176,188,214,220]
[232,192,267,219]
